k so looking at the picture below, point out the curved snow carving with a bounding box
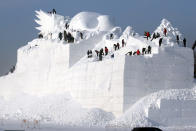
[69,12,115,31]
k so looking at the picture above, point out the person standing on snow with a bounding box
[122,39,125,47]
[87,50,90,58]
[192,40,196,50]
[163,28,167,36]
[136,49,140,55]
[183,38,187,47]
[65,23,69,29]
[87,50,92,58]
[59,32,63,40]
[64,30,67,41]
[151,33,156,41]
[146,32,150,40]
[38,34,43,39]
[148,45,152,54]
[159,38,163,47]
[52,9,56,14]
[105,46,109,56]
[95,50,99,57]
[110,34,113,39]
[99,48,104,61]
[176,35,179,45]
[80,32,83,39]
[156,33,160,38]
[142,48,146,55]
[113,44,117,51]
[117,43,120,50]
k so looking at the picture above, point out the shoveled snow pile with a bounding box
[109,88,196,128]
[0,93,114,127]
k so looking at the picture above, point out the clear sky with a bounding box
[0,0,196,76]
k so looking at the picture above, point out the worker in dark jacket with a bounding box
[52,9,56,14]
[159,38,163,47]
[117,43,120,49]
[59,32,63,40]
[183,38,187,47]
[95,50,99,57]
[148,45,152,54]
[176,35,179,45]
[151,33,156,41]
[142,48,146,55]
[113,44,117,51]
[192,40,196,50]
[122,39,125,47]
[99,48,104,61]
[38,34,43,38]
[80,32,83,39]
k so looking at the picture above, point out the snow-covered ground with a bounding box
[0,10,195,130]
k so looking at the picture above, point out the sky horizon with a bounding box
[0,0,196,76]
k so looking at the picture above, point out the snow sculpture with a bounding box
[154,19,183,44]
[69,12,115,32]
[35,10,66,39]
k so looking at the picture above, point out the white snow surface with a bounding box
[154,19,183,45]
[0,10,195,129]
[69,12,115,32]
[109,88,196,128]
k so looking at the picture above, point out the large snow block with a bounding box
[66,57,125,117]
[148,99,196,126]
[123,47,194,111]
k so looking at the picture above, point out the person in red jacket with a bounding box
[164,28,167,36]
[136,49,140,55]
[105,46,109,56]
[145,32,150,40]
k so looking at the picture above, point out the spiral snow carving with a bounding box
[69,12,115,32]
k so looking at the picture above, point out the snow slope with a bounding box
[0,10,195,129]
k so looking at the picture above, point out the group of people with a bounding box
[144,29,165,41]
[145,28,187,47]
[126,46,152,56]
[113,39,126,51]
[59,31,74,43]
[48,9,56,14]
[87,46,109,61]
[87,39,126,61]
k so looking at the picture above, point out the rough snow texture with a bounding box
[35,10,66,39]
[110,88,196,128]
[154,19,183,45]
[0,10,195,128]
[149,99,196,126]
[123,47,194,111]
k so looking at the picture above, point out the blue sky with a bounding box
[0,0,196,75]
